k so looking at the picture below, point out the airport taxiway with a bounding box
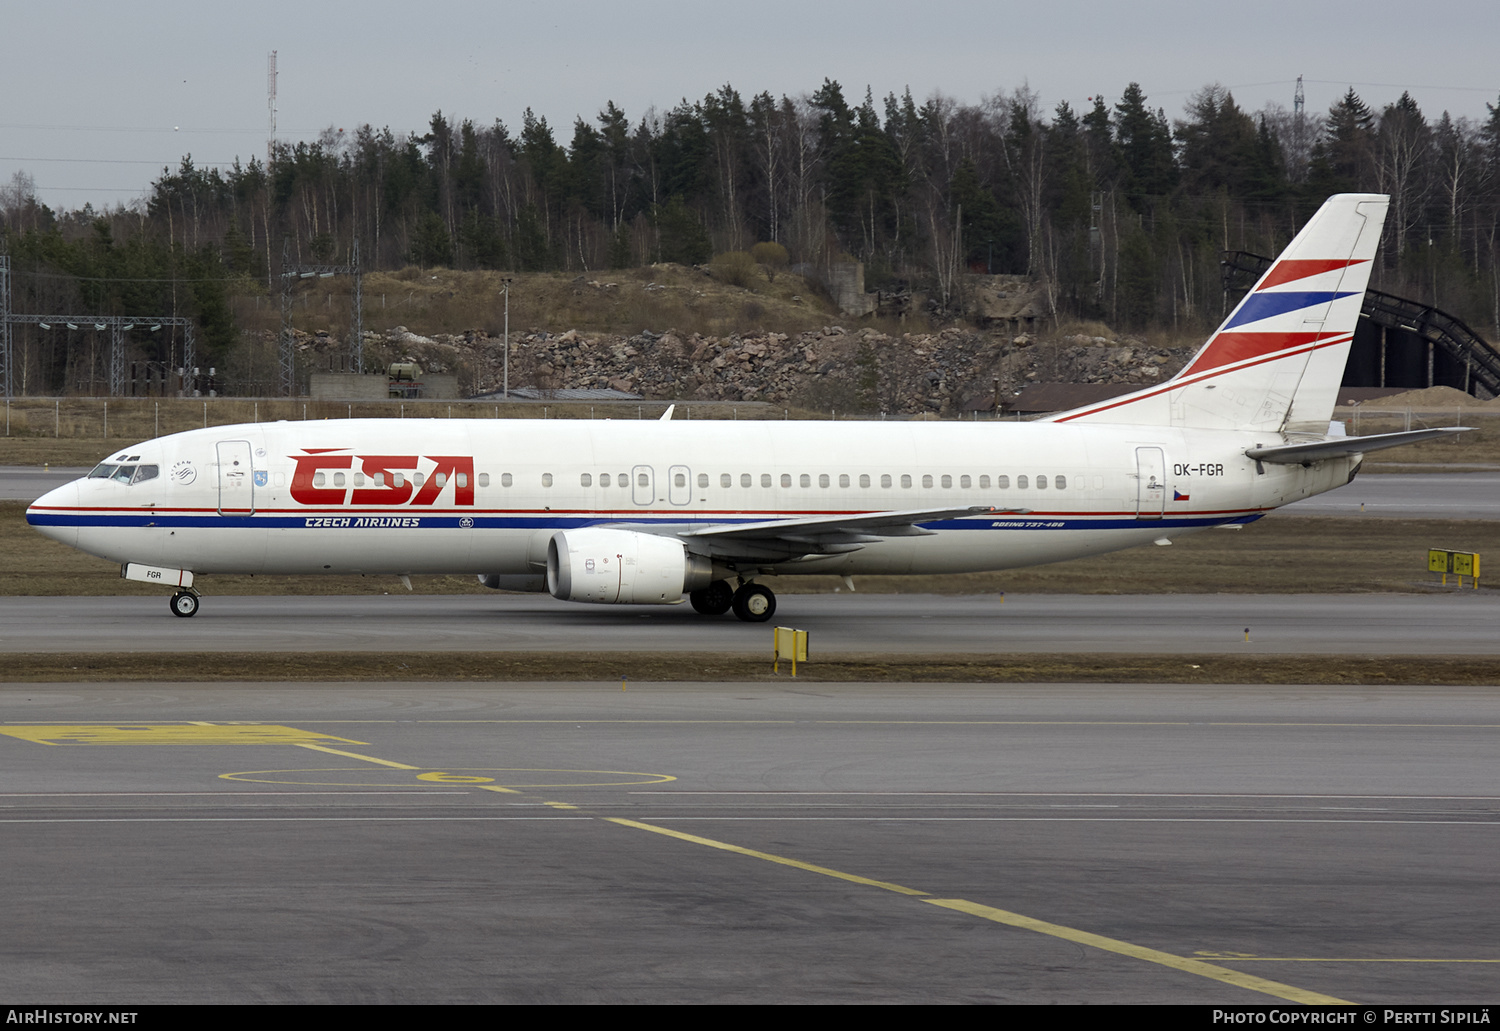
[3,592,1497,656]
[2,680,1496,1004]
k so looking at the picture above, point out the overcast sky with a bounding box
[5,0,1498,212]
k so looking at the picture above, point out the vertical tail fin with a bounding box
[1048,194,1389,432]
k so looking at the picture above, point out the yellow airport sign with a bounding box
[1427,549,1481,588]
[773,626,809,676]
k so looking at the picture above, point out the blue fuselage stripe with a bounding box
[27,511,1263,532]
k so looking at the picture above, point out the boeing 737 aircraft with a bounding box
[27,194,1458,621]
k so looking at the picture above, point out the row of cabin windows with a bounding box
[570,471,1070,491]
[312,471,472,489]
[308,469,1075,492]
[310,469,1071,491]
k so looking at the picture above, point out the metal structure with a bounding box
[1,254,199,396]
[267,51,278,168]
[0,254,11,400]
[278,238,362,397]
[501,276,512,399]
[1222,249,1500,399]
[5,315,197,396]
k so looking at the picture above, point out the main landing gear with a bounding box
[170,590,200,618]
[690,579,776,623]
[689,579,734,615]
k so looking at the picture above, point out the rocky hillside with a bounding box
[295,324,1195,416]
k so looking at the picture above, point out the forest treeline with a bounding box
[2,79,1499,392]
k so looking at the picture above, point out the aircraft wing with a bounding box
[1245,427,1469,464]
[676,506,1014,561]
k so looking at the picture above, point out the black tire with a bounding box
[731,583,776,623]
[689,579,735,615]
[170,592,199,618]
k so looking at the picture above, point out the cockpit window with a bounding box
[87,462,154,484]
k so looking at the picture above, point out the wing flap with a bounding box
[678,506,1014,561]
[682,506,1012,541]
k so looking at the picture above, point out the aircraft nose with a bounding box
[26,480,80,547]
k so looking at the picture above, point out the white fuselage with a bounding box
[27,417,1356,580]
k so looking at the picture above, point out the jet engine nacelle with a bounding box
[546,528,712,604]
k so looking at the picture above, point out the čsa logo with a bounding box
[290,449,475,507]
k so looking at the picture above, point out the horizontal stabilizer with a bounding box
[1245,427,1470,464]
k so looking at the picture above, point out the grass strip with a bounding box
[2,651,1496,685]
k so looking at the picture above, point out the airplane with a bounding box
[25,193,1462,621]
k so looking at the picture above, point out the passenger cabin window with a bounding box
[922,474,934,488]
[960,475,971,489]
[580,473,592,487]
[941,474,952,488]
[901,474,913,488]
[1056,474,1067,490]
[881,474,892,488]
[478,473,490,487]
[413,473,426,487]
[599,473,610,487]
[858,474,870,488]
[799,474,810,488]
[501,473,513,487]
[761,474,772,488]
[393,472,405,488]
[542,473,553,487]
[721,474,732,488]
[1037,475,1048,490]
[780,474,792,488]
[434,473,447,488]
[313,472,326,487]
[675,472,687,488]
[979,475,990,488]
[637,473,649,488]
[741,474,752,488]
[1017,475,1029,489]
[619,473,629,488]
[699,473,711,488]
[996,475,1009,489]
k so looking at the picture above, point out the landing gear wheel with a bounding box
[170,591,199,618]
[731,583,776,623]
[689,579,735,615]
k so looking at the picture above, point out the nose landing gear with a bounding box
[170,590,200,618]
